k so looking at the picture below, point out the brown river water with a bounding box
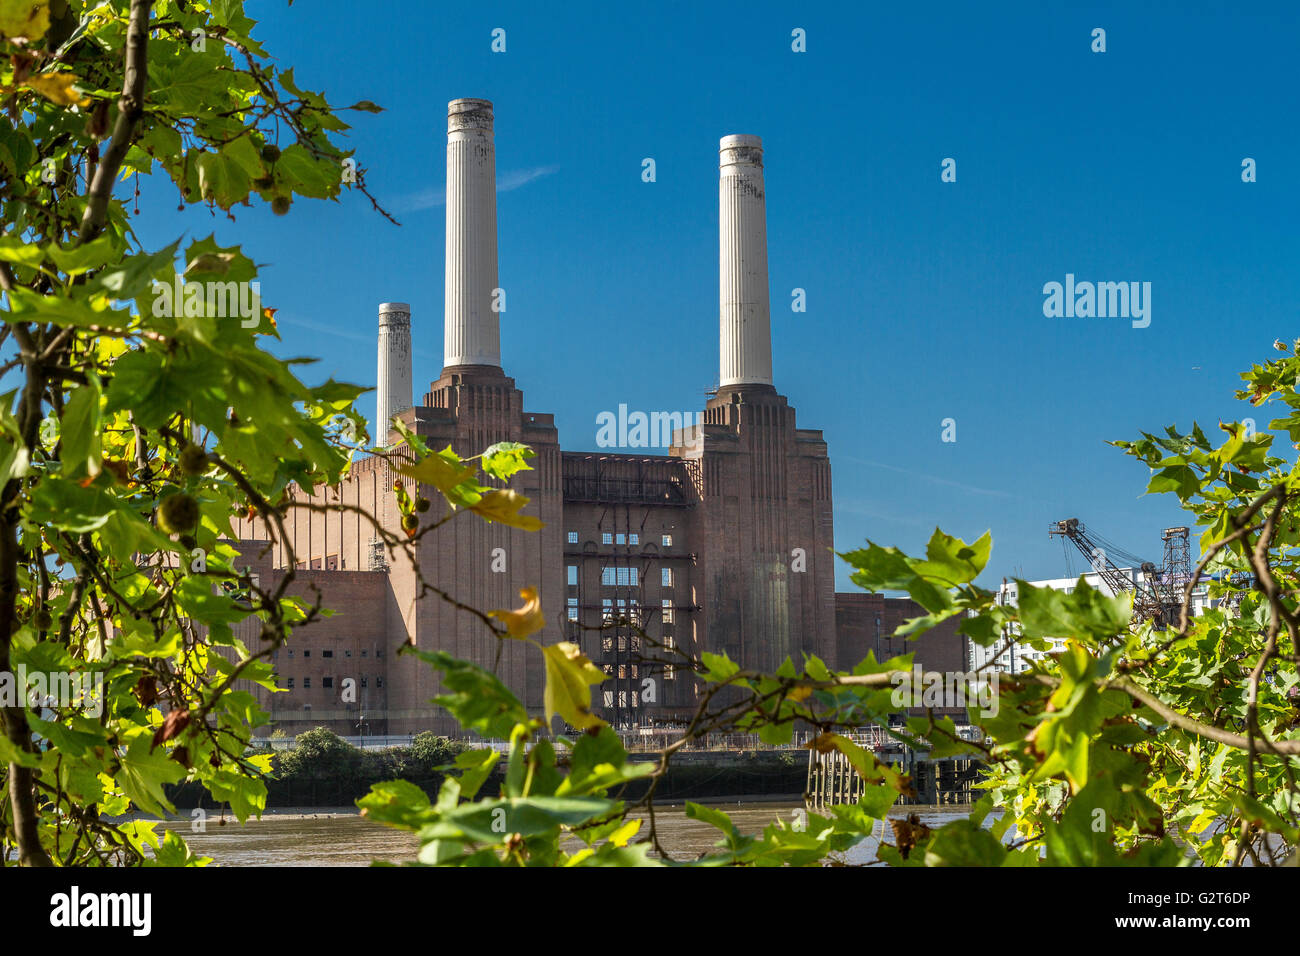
[153,802,975,866]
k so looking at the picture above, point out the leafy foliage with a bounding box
[0,0,387,866]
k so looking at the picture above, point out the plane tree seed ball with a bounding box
[179,444,209,476]
[159,493,200,534]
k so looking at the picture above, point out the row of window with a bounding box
[285,676,385,690]
[565,532,674,547]
[564,597,678,623]
[567,566,675,587]
[276,648,384,659]
[295,556,344,570]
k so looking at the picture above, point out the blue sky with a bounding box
[126,1,1300,590]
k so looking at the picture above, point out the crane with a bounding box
[1048,519,1191,628]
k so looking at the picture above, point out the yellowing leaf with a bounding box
[25,72,92,108]
[806,731,838,754]
[470,489,543,531]
[820,732,908,793]
[397,450,476,496]
[542,641,605,731]
[0,0,49,42]
[608,818,642,847]
[488,587,545,640]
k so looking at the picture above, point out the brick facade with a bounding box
[231,375,968,737]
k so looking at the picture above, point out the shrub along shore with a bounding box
[165,728,808,810]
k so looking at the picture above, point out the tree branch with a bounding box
[78,0,152,244]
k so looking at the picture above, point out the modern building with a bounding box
[970,569,1214,675]
[230,99,964,738]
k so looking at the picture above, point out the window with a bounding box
[615,533,625,545]
[310,558,321,570]
[326,554,338,570]
[567,598,579,621]
[629,533,639,545]
[303,678,311,689]
[287,649,294,658]
[361,676,368,688]
[567,531,578,544]
[361,650,368,658]
[662,534,672,547]
[302,650,310,658]
[567,566,578,586]
[662,599,674,624]
[322,649,333,658]
[287,678,295,689]
[376,677,384,688]
[344,650,352,658]
[322,677,333,689]
[602,532,612,545]
[662,568,673,587]
[602,598,613,620]
[602,567,638,586]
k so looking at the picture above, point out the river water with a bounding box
[156,802,974,866]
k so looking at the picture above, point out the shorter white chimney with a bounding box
[376,302,412,444]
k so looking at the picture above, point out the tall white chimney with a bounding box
[718,134,773,387]
[443,98,501,369]
[376,302,412,443]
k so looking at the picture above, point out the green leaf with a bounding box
[923,818,1009,866]
[404,647,529,740]
[1016,577,1131,646]
[481,441,536,481]
[60,381,103,479]
[28,477,117,532]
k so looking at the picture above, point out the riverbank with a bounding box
[152,803,975,866]
[167,736,809,810]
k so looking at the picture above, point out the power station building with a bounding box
[231,99,966,738]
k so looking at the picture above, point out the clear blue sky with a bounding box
[127,0,1299,590]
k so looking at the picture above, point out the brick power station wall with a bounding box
[227,101,967,738]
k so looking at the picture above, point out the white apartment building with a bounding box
[970,568,1215,675]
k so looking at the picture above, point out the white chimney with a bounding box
[718,134,773,387]
[443,98,501,369]
[376,302,412,443]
